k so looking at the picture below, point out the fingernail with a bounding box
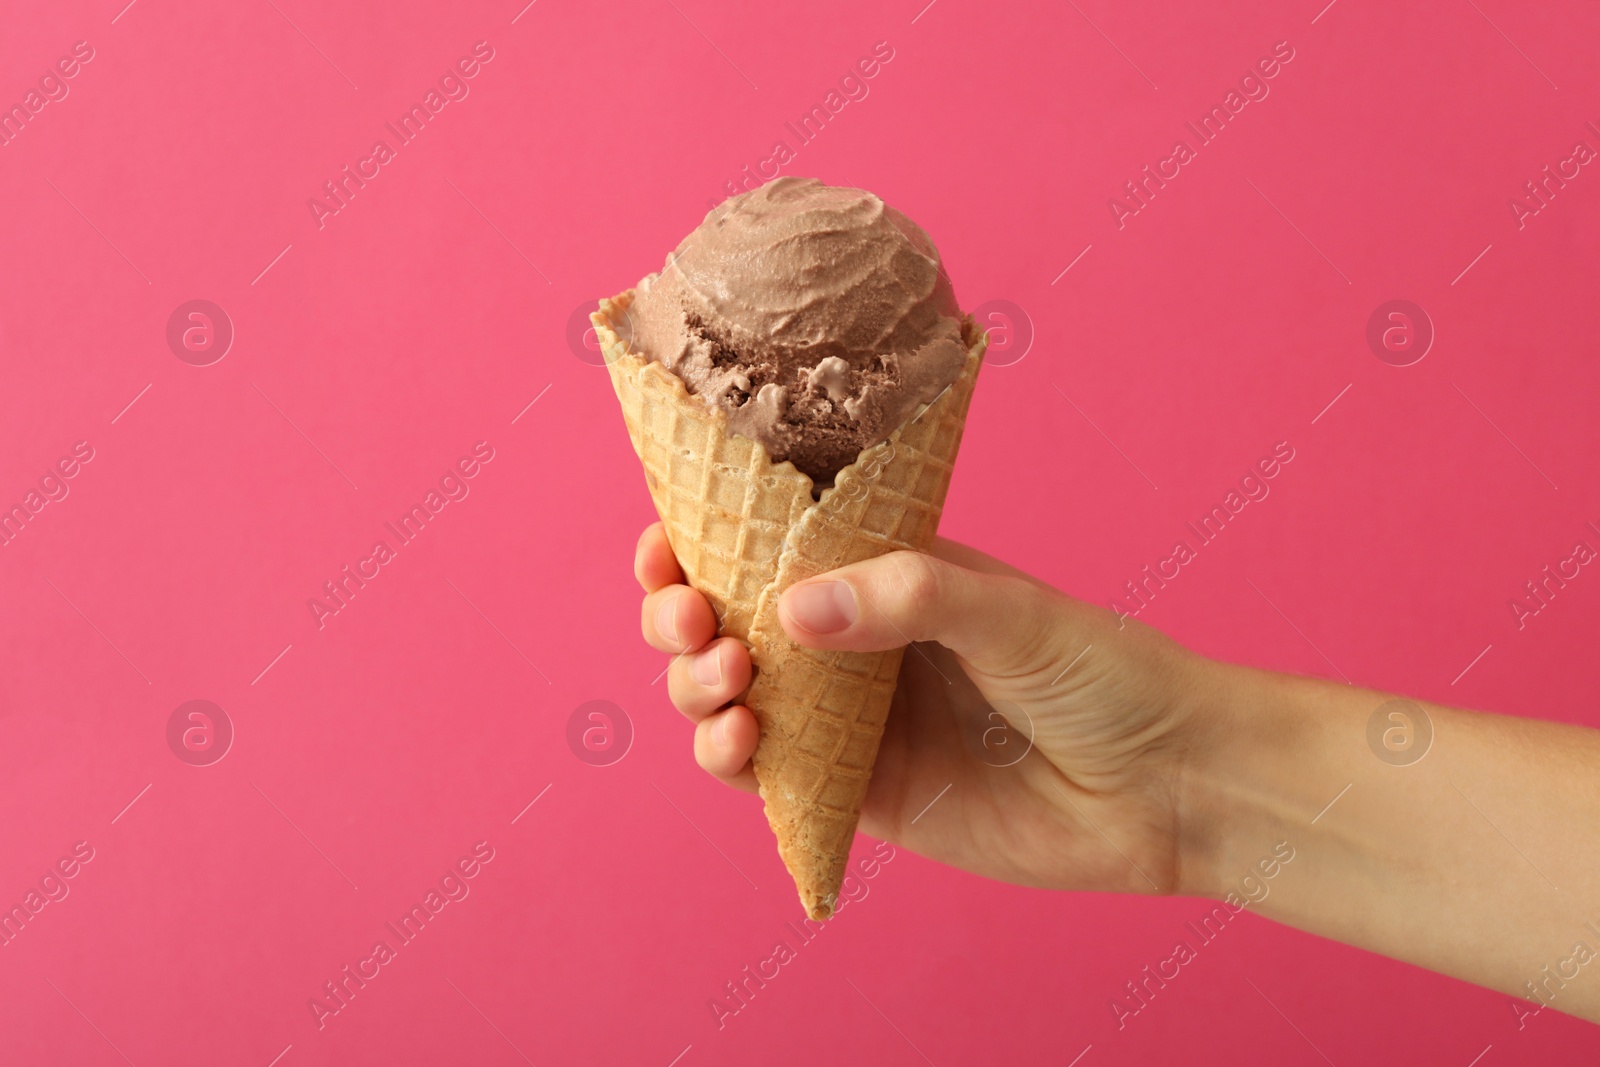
[656,595,680,646]
[690,646,722,686]
[711,713,730,748]
[784,580,857,634]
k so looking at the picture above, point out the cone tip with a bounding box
[804,892,836,922]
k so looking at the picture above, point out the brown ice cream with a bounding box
[622,177,969,488]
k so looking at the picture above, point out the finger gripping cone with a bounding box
[597,289,984,919]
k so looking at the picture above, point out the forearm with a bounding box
[1177,659,1600,1021]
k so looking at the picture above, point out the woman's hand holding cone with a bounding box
[634,520,1214,898]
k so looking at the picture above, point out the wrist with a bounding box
[1170,658,1318,900]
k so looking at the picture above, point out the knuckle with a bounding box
[886,551,944,623]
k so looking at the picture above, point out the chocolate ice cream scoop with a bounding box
[623,177,969,488]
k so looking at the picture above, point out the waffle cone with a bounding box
[597,289,985,919]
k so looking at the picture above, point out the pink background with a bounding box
[2,0,1598,1063]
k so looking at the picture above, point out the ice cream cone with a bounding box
[597,288,986,919]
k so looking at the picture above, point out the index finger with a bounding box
[635,522,685,593]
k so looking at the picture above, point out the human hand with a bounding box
[634,521,1220,897]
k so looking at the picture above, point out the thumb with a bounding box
[776,550,1067,676]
